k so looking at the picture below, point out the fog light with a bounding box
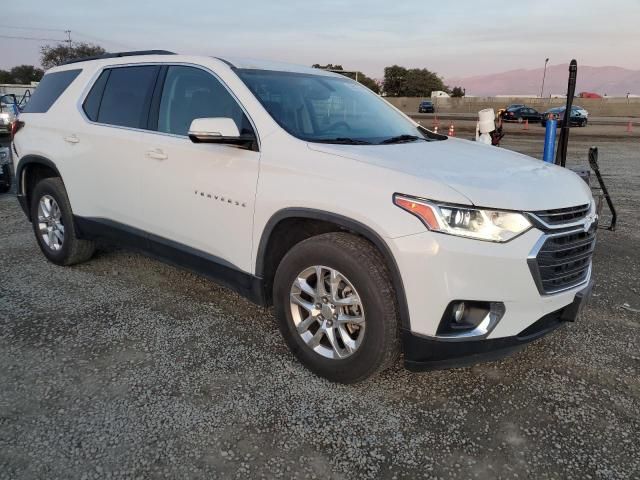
[453,302,465,323]
[437,300,506,338]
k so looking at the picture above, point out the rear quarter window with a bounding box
[21,69,82,113]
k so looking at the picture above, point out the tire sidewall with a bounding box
[30,179,74,265]
[274,237,393,382]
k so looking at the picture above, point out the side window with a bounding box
[157,66,252,136]
[96,66,159,129]
[82,70,110,121]
[22,69,81,113]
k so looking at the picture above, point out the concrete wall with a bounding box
[386,96,640,117]
[0,84,36,98]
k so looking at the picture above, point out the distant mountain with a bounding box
[446,64,640,97]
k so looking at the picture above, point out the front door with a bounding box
[138,65,260,273]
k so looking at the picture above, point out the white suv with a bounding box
[12,51,596,383]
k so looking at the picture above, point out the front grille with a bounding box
[529,226,596,294]
[532,204,590,225]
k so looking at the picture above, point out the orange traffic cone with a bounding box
[448,124,455,136]
[627,121,633,133]
[524,119,529,130]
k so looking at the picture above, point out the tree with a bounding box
[312,63,380,94]
[40,42,105,70]
[312,63,344,71]
[9,65,44,84]
[451,86,465,98]
[382,65,447,97]
[0,66,44,84]
[0,70,12,84]
[382,65,406,97]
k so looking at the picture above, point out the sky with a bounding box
[2,0,640,80]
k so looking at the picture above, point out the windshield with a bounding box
[236,69,429,144]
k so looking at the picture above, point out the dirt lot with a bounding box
[1,134,639,479]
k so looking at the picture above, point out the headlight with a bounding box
[394,194,532,242]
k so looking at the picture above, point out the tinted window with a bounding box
[157,66,252,136]
[97,66,159,128]
[82,70,110,121]
[22,69,81,113]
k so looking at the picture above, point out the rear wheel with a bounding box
[30,177,95,266]
[273,232,400,383]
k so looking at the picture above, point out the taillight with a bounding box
[10,120,24,141]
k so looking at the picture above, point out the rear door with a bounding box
[71,65,160,226]
[137,65,260,273]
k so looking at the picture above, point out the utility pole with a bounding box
[64,30,72,49]
[540,58,549,98]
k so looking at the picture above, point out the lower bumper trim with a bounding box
[403,281,593,371]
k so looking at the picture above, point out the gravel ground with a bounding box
[1,136,639,479]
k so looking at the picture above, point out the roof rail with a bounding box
[60,50,176,66]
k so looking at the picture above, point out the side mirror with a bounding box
[188,117,255,148]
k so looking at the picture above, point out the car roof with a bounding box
[219,56,337,76]
[48,52,339,77]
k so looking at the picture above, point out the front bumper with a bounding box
[389,228,593,339]
[403,280,593,370]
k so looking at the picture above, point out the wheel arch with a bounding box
[15,155,63,221]
[256,208,411,329]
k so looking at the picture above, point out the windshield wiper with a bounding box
[380,134,426,144]
[313,138,372,145]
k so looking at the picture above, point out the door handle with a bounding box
[64,135,79,144]
[145,149,168,160]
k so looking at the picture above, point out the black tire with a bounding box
[30,177,95,266]
[273,232,400,383]
[0,165,10,193]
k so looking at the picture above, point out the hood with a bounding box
[308,138,592,211]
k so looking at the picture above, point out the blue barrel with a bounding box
[543,119,557,163]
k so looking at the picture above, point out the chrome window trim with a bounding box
[74,61,261,150]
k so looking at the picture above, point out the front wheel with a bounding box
[273,232,400,383]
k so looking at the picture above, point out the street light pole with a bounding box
[540,58,549,98]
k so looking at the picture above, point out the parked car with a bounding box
[12,52,596,383]
[541,106,589,127]
[0,147,11,193]
[496,103,525,118]
[501,106,541,123]
[418,100,435,113]
[0,95,19,135]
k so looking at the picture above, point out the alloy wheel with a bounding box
[289,265,366,359]
[37,195,64,251]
